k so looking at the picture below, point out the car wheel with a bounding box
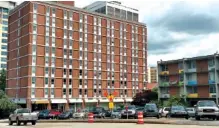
[32,121,36,125]
[16,118,20,126]
[185,116,189,120]
[157,115,160,119]
[23,122,27,125]
[216,117,219,120]
[166,114,170,118]
[8,118,13,125]
[195,116,200,120]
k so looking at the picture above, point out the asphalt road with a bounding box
[0,123,218,128]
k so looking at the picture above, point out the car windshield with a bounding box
[164,108,170,111]
[113,109,122,112]
[136,107,144,111]
[197,101,216,107]
[145,104,156,110]
[186,108,194,111]
[128,106,135,109]
[91,107,103,112]
[62,111,70,114]
[171,106,185,111]
[17,109,30,113]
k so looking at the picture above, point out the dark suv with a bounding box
[167,105,189,119]
[143,103,159,119]
[90,107,106,118]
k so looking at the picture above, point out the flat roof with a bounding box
[10,1,146,26]
[157,53,218,65]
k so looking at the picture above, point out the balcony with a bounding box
[178,81,184,86]
[160,71,169,75]
[209,80,215,84]
[179,69,184,74]
[160,82,169,87]
[187,80,197,86]
[169,80,178,86]
[187,93,198,98]
[209,93,217,98]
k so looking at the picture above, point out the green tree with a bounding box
[131,90,158,106]
[0,90,16,119]
[0,69,6,92]
[164,96,188,107]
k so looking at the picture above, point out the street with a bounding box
[0,123,218,128]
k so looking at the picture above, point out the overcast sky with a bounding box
[17,0,219,66]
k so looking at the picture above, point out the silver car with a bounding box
[121,105,136,119]
[186,107,195,117]
[9,108,38,126]
[73,109,88,119]
[111,108,122,119]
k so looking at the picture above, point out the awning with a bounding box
[51,99,67,104]
[69,99,83,103]
[84,98,98,103]
[125,98,133,102]
[99,98,109,102]
[32,99,49,104]
[10,98,26,104]
[113,98,124,102]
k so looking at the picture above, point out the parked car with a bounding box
[160,107,170,117]
[111,108,122,119]
[38,110,50,119]
[105,110,112,118]
[186,108,195,117]
[135,107,144,118]
[121,105,137,119]
[58,110,73,119]
[167,105,189,119]
[195,100,219,120]
[73,109,88,119]
[32,111,40,117]
[143,103,160,119]
[90,107,107,118]
[47,110,61,119]
[9,108,38,126]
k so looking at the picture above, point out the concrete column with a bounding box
[65,103,69,111]
[47,102,51,110]
[26,99,32,110]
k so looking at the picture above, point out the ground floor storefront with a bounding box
[11,98,133,112]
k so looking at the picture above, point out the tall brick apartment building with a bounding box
[158,54,219,106]
[7,1,147,111]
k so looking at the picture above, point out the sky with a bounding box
[17,0,219,66]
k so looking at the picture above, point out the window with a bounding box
[79,70,82,76]
[52,8,56,15]
[2,33,7,38]
[45,67,49,74]
[51,68,55,75]
[69,59,73,65]
[3,15,8,19]
[1,45,7,50]
[208,59,215,67]
[46,26,49,35]
[33,4,38,12]
[69,69,72,75]
[69,50,72,56]
[1,51,7,56]
[1,64,6,69]
[45,36,49,45]
[3,21,8,25]
[33,14,37,22]
[44,88,48,96]
[32,45,36,54]
[63,79,66,84]
[79,79,82,85]
[46,7,50,16]
[32,66,36,74]
[63,69,66,75]
[1,57,7,62]
[2,39,7,43]
[69,79,72,85]
[51,57,55,65]
[64,20,67,28]
[79,13,83,21]
[45,46,49,54]
[187,86,197,94]
[84,89,87,95]
[69,11,73,20]
[45,78,49,84]
[3,8,8,13]
[209,72,215,81]
[32,77,36,84]
[79,89,82,95]
[69,88,72,95]
[52,47,55,55]
[188,61,196,69]
[64,59,67,65]
[210,85,216,93]
[52,27,55,35]
[51,78,54,84]
[33,24,37,33]
[31,89,35,96]
[179,74,184,81]
[51,88,54,95]
[64,10,67,18]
